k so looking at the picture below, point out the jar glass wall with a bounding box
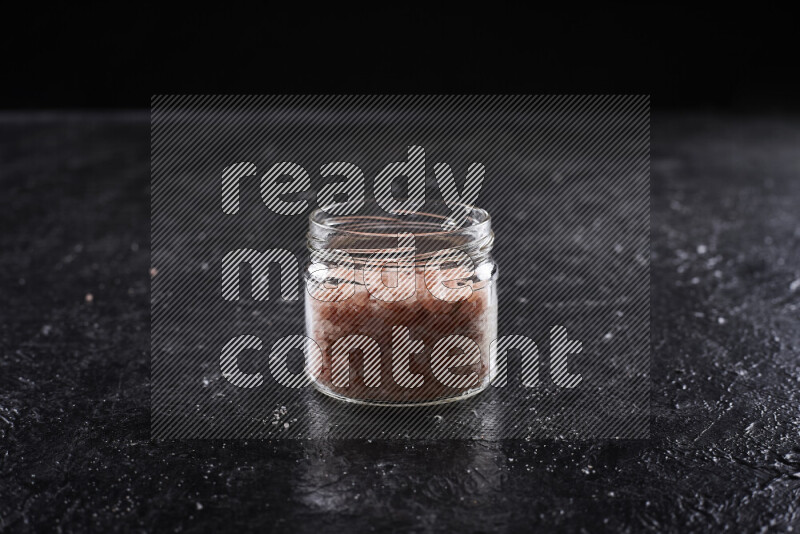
[304,203,498,406]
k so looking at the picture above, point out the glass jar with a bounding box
[304,203,498,406]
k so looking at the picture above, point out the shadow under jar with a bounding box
[304,203,498,406]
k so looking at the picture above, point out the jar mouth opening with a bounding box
[308,202,491,238]
[307,202,494,264]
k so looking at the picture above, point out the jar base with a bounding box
[310,380,491,407]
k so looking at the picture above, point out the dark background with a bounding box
[3,7,797,110]
[2,9,799,533]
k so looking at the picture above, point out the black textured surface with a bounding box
[1,112,799,532]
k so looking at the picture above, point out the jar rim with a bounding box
[308,202,491,238]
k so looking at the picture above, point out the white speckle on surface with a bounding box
[283,422,290,429]
[717,317,727,325]
[195,502,203,510]
[790,279,800,292]
[697,244,707,254]
[84,293,93,303]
